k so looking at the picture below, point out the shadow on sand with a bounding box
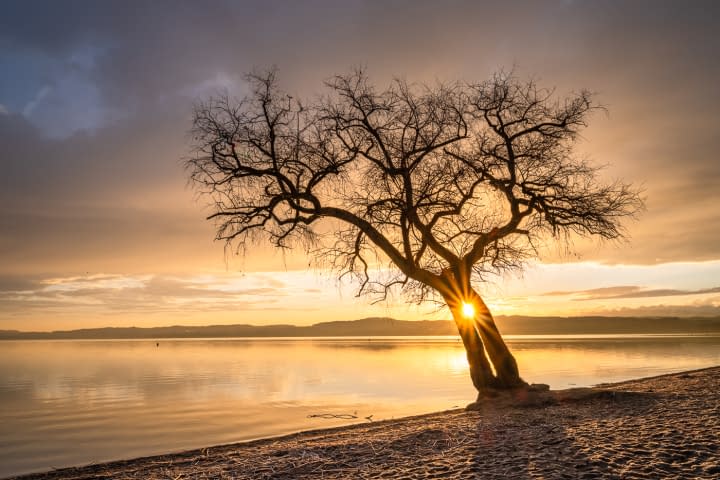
[462,386,658,478]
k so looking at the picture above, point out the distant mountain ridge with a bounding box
[2,316,720,340]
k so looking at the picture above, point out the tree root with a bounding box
[466,384,646,410]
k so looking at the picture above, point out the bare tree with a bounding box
[187,69,643,395]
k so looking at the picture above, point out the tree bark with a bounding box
[439,268,527,394]
[465,288,526,389]
[447,303,497,391]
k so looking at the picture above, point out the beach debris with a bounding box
[307,413,358,420]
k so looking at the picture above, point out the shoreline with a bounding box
[11,366,720,479]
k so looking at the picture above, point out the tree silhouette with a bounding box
[187,69,643,394]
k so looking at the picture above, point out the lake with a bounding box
[2,335,720,478]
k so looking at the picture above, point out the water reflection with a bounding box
[1,335,719,478]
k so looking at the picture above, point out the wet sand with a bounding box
[12,366,720,479]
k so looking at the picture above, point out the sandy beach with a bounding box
[12,366,720,480]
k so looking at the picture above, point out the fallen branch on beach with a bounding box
[307,413,374,421]
[306,413,357,420]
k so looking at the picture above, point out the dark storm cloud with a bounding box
[1,0,720,277]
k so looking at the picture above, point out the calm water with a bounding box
[1,335,720,478]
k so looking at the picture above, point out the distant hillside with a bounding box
[2,316,720,340]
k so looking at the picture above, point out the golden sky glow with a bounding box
[1,1,720,330]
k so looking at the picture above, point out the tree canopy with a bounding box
[189,69,641,299]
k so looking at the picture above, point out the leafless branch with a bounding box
[187,68,643,304]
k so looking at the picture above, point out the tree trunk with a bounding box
[465,288,526,389]
[439,269,527,394]
[447,304,497,391]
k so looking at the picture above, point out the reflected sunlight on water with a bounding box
[1,335,719,477]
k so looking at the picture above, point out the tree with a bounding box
[187,69,643,396]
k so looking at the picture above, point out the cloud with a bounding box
[542,285,720,301]
[39,274,150,295]
[21,85,51,116]
[543,286,640,297]
[1,0,720,330]
[592,303,720,318]
[0,271,326,320]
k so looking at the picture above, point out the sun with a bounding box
[461,302,475,319]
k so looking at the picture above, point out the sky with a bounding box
[1,0,719,331]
